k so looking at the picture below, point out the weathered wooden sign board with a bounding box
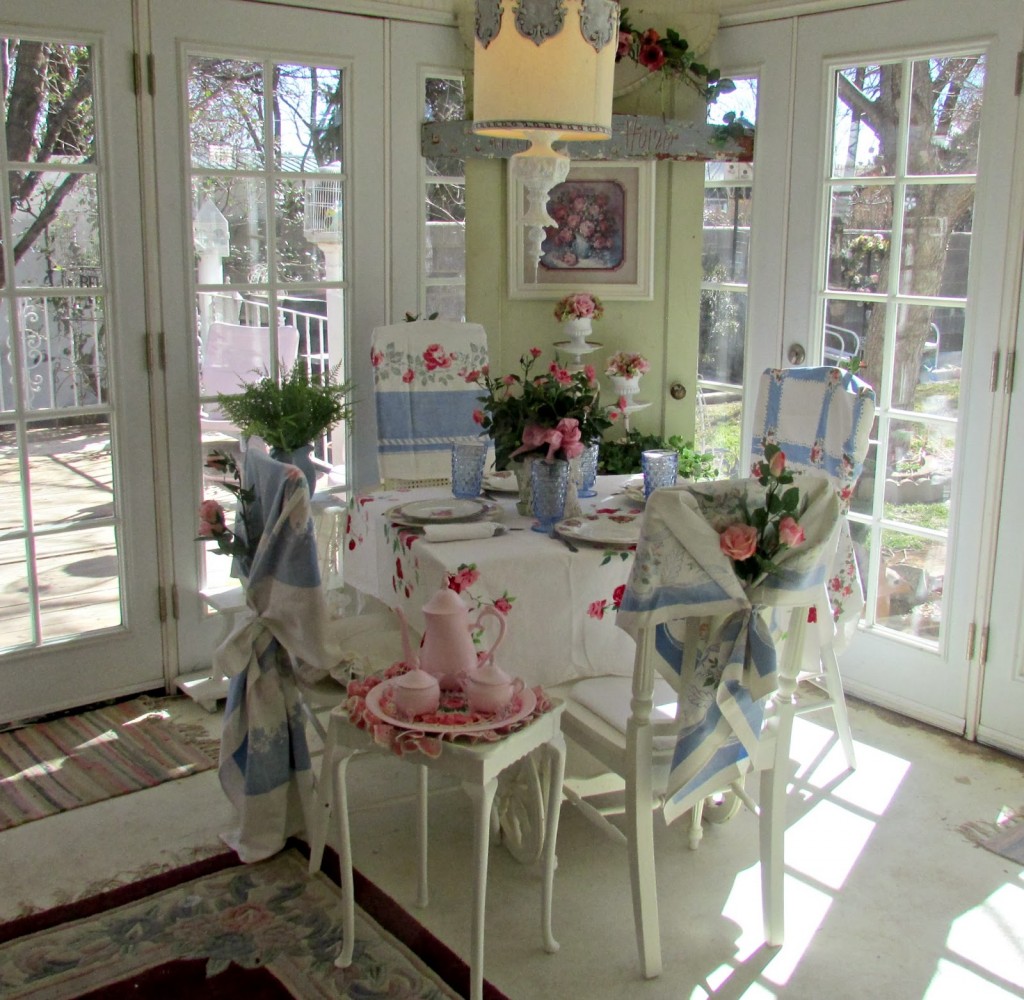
[420,114,754,162]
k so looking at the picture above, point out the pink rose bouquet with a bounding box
[718,443,805,584]
[553,291,604,323]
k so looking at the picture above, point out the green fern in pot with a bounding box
[217,359,352,451]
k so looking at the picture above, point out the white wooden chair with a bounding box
[370,320,489,487]
[557,479,841,978]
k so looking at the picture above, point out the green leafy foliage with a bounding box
[470,350,612,470]
[596,429,719,479]
[617,9,736,104]
[216,358,352,452]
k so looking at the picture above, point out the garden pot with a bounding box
[270,444,317,495]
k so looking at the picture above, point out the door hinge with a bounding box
[966,621,976,660]
[170,583,180,621]
[990,349,1001,392]
[157,585,168,623]
[158,331,167,370]
[978,625,990,668]
[1004,349,1016,394]
[1015,50,1023,97]
[147,53,156,97]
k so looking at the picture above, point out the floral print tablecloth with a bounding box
[343,479,639,688]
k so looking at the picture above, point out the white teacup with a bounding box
[462,663,524,715]
[391,668,441,718]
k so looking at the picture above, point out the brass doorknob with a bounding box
[669,382,687,400]
[787,343,806,365]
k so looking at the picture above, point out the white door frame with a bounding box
[0,0,167,724]
[715,0,1024,740]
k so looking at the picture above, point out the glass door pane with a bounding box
[786,0,1021,729]
[151,0,387,673]
[0,0,164,723]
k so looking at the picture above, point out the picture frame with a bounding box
[507,159,655,300]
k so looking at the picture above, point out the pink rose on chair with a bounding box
[198,499,227,537]
[778,516,805,548]
[719,523,758,562]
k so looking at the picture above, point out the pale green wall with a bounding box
[464,84,707,449]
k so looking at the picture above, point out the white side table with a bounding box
[309,700,566,1000]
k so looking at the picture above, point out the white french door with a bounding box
[0,0,165,723]
[978,225,1024,756]
[716,0,1024,742]
[147,0,388,671]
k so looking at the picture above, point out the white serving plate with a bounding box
[483,470,519,493]
[386,497,499,525]
[365,681,537,734]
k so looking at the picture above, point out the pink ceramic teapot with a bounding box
[417,587,507,689]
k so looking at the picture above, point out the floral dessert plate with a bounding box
[366,682,537,733]
[482,470,518,493]
[554,512,642,548]
[387,497,499,525]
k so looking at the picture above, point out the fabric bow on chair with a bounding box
[216,448,335,863]
[616,477,841,822]
[559,478,841,978]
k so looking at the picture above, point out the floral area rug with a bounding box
[0,845,506,999]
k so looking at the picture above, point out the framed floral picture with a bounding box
[507,159,655,300]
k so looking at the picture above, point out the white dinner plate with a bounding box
[387,497,499,524]
[365,681,537,733]
[554,512,642,548]
[483,470,519,493]
[622,474,646,503]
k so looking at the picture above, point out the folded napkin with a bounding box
[423,521,501,542]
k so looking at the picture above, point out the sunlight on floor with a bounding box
[77,729,120,749]
[942,874,1024,994]
[690,718,917,996]
[2,756,68,782]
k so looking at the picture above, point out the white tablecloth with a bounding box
[343,477,639,687]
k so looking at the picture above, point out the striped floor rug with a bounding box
[0,697,217,832]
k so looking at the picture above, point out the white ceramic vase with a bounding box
[564,317,593,347]
[609,373,642,399]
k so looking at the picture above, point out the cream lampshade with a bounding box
[472,0,619,278]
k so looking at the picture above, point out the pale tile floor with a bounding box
[3,696,1023,1000]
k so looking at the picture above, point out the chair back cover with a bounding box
[750,366,876,644]
[370,320,488,483]
[616,479,840,823]
[215,448,332,862]
[201,321,300,421]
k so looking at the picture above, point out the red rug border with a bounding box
[0,839,510,1000]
